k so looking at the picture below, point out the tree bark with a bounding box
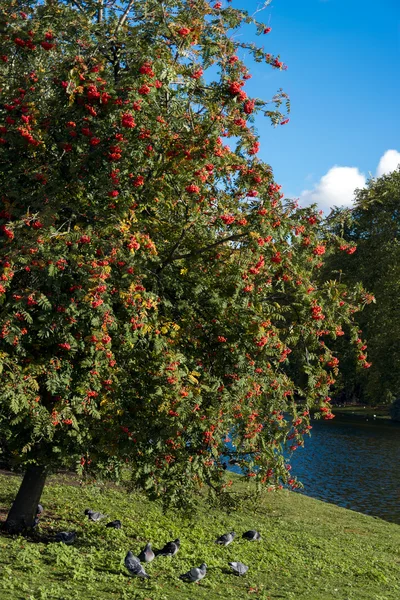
[4,465,47,533]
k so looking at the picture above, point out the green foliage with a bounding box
[0,472,399,600]
[0,0,371,506]
[322,169,400,405]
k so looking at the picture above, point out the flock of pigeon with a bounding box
[35,505,262,583]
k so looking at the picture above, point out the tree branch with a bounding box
[162,232,248,266]
[115,0,135,35]
[98,0,104,23]
[70,0,86,13]
[156,219,193,274]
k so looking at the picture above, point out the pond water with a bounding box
[288,415,400,524]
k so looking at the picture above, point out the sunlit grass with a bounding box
[0,471,399,599]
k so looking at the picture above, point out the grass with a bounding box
[331,405,391,420]
[0,471,399,600]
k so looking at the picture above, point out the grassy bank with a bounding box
[0,471,399,600]
[331,405,392,420]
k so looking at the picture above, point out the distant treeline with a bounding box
[318,168,400,406]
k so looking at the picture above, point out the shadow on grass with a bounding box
[93,566,124,576]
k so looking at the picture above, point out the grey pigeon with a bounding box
[179,563,207,583]
[106,519,121,529]
[36,504,43,515]
[124,551,150,578]
[215,531,235,546]
[155,538,180,557]
[242,529,261,541]
[138,543,155,563]
[54,531,76,544]
[84,508,106,522]
[229,561,249,576]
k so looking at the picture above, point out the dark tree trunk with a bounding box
[3,465,47,533]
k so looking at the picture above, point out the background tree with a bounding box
[322,169,400,405]
[0,0,370,531]
[390,398,400,422]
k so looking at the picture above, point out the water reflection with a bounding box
[289,415,400,524]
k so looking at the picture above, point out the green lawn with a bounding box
[0,471,399,600]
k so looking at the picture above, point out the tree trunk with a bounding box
[4,465,47,533]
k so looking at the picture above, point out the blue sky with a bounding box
[234,0,400,211]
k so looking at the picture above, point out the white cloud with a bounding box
[376,149,400,177]
[299,149,400,213]
[300,166,366,214]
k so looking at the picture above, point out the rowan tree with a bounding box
[0,0,371,531]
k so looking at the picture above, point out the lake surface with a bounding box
[289,415,400,524]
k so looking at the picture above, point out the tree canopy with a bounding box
[0,0,372,528]
[323,169,400,405]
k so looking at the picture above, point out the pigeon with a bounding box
[242,530,261,541]
[179,563,207,583]
[36,504,43,515]
[54,531,76,544]
[84,508,106,522]
[138,543,155,563]
[229,561,249,576]
[155,538,180,557]
[215,531,235,546]
[106,519,122,529]
[124,551,150,578]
